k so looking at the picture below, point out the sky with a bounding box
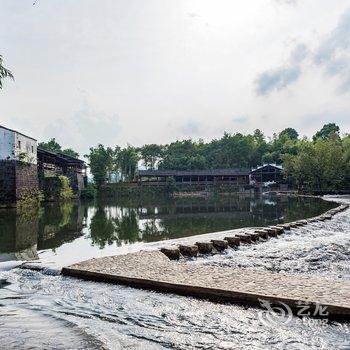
[1,0,350,156]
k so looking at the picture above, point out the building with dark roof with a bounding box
[0,125,87,206]
[37,148,87,194]
[136,164,285,187]
[135,168,251,186]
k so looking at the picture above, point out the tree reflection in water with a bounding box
[0,195,336,261]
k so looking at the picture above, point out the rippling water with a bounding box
[0,195,349,349]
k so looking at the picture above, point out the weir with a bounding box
[61,204,350,319]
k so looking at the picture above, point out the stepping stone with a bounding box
[249,232,261,241]
[291,222,304,227]
[224,236,241,247]
[195,242,214,254]
[298,220,308,225]
[276,224,291,230]
[319,215,332,220]
[160,247,180,260]
[179,245,198,257]
[264,228,278,237]
[235,234,252,244]
[211,239,229,251]
[254,230,269,239]
[269,226,284,235]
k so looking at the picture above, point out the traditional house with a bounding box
[37,148,87,194]
[136,164,286,189]
[0,125,87,205]
[135,168,251,186]
[0,125,39,205]
[250,164,284,184]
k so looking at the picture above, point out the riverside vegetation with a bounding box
[38,123,350,196]
[79,123,349,193]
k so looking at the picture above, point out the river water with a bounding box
[0,195,349,349]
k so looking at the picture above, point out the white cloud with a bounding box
[0,0,349,151]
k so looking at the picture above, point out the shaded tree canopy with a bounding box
[139,144,163,169]
[313,123,340,141]
[279,128,299,140]
[39,138,79,158]
[85,144,115,188]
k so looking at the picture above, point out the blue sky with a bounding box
[0,0,350,155]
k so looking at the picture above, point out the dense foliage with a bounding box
[38,138,79,158]
[86,123,350,192]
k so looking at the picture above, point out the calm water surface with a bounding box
[0,194,335,266]
[0,195,349,349]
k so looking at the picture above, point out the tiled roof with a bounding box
[137,168,250,177]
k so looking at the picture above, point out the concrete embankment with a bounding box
[62,204,350,319]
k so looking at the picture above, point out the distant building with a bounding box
[0,125,37,164]
[0,125,39,205]
[0,125,87,206]
[37,148,87,194]
[136,168,251,186]
[250,164,284,184]
[136,164,286,189]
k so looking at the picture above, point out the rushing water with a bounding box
[0,194,349,349]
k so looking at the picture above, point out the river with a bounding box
[0,194,349,349]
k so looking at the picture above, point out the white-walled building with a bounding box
[0,125,37,164]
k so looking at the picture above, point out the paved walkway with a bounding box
[62,250,350,319]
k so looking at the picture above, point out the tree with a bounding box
[85,144,115,188]
[0,55,14,89]
[140,144,163,169]
[313,123,340,141]
[282,136,346,191]
[117,145,139,181]
[38,138,62,153]
[61,148,79,158]
[279,128,299,140]
[39,138,79,158]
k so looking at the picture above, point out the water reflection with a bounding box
[0,195,335,262]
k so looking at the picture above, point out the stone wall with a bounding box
[15,162,39,200]
[0,160,39,206]
[0,160,16,205]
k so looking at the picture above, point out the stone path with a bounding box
[62,250,350,319]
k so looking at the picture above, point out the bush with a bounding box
[80,184,97,199]
[58,176,73,200]
[42,175,73,201]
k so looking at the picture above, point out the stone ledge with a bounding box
[62,250,350,320]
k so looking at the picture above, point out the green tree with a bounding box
[117,145,139,181]
[39,138,79,158]
[283,136,346,191]
[38,138,62,153]
[61,148,79,158]
[313,123,340,141]
[86,144,115,187]
[279,128,299,140]
[140,144,163,169]
[0,55,14,89]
